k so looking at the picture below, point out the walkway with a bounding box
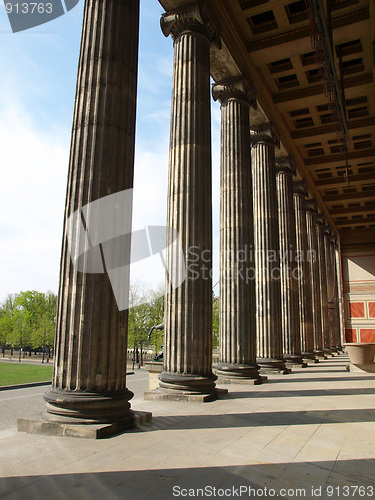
[0,355,374,499]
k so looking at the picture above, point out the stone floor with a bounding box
[1,355,375,499]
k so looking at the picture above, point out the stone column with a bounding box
[293,182,317,362]
[332,242,343,350]
[324,229,338,352]
[39,0,145,435]
[306,200,325,358]
[146,6,221,401]
[335,241,345,350]
[316,215,332,355]
[212,80,262,384]
[326,233,341,352]
[251,124,289,374]
[275,157,305,367]
[316,214,332,356]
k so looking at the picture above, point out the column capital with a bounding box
[161,2,220,46]
[293,180,308,197]
[212,78,256,108]
[316,213,326,226]
[323,226,335,240]
[250,123,279,147]
[306,199,318,214]
[275,156,296,175]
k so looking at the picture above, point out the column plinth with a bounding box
[212,82,263,385]
[293,182,318,363]
[145,7,224,402]
[251,128,290,375]
[276,158,306,368]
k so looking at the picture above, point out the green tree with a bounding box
[147,285,164,355]
[31,291,57,362]
[212,294,219,351]
[12,291,55,362]
[0,294,17,357]
[127,284,150,365]
[127,283,165,364]
[11,306,30,362]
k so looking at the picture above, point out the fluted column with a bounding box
[212,81,262,384]
[43,0,140,428]
[251,125,289,374]
[149,6,219,401]
[332,240,342,350]
[325,229,339,352]
[316,215,332,354]
[276,158,305,367]
[293,182,317,361]
[306,200,325,358]
[335,241,344,349]
[326,232,341,351]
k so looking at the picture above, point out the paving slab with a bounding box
[1,356,375,499]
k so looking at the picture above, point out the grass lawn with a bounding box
[0,362,53,387]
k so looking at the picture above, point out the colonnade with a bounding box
[38,0,343,432]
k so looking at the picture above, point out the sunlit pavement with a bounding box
[1,355,374,500]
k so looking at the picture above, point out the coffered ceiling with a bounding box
[159,0,375,249]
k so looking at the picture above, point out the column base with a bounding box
[283,354,308,368]
[214,363,265,384]
[144,371,222,402]
[330,347,340,355]
[313,350,327,360]
[256,358,291,374]
[323,348,335,357]
[43,388,134,424]
[302,351,319,363]
[17,410,152,439]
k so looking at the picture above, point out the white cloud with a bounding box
[0,2,223,303]
[0,98,69,300]
[133,147,168,228]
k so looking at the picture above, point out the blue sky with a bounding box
[0,0,221,301]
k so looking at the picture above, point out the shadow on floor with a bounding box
[269,376,375,383]
[287,369,348,374]
[147,408,375,431]
[1,459,374,500]
[225,387,375,398]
